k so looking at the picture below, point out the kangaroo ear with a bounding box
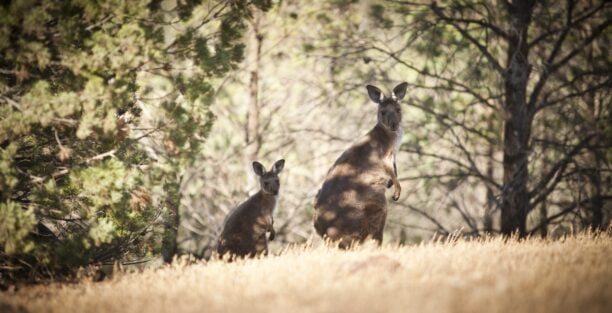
[252,161,266,176]
[366,85,384,103]
[392,82,408,100]
[271,159,285,174]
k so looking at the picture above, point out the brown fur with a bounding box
[314,83,407,248]
[217,160,284,259]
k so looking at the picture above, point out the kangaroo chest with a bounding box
[375,127,402,163]
[392,127,403,162]
[251,195,277,232]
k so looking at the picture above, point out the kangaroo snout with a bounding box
[263,180,280,195]
[388,117,399,131]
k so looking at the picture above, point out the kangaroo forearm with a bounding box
[268,217,275,240]
[268,227,276,240]
[392,175,401,198]
[386,162,401,201]
[392,164,400,188]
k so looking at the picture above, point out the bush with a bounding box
[0,0,271,284]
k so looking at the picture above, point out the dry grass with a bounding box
[2,233,611,313]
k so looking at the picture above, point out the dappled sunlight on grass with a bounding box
[2,233,611,313]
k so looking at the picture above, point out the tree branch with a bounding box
[369,45,500,112]
[450,198,479,233]
[430,1,504,74]
[403,203,450,234]
[402,147,502,190]
[528,17,612,112]
[86,150,117,164]
[528,134,596,210]
[528,1,609,47]
[528,195,612,234]
[536,78,612,113]
[425,9,508,39]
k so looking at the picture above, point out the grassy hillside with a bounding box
[2,233,611,313]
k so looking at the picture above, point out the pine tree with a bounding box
[0,0,271,282]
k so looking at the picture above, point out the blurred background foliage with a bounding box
[0,0,271,283]
[1,0,610,284]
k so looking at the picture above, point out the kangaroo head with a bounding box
[252,159,285,195]
[366,82,408,132]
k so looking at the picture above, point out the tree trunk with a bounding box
[501,0,535,237]
[581,38,605,230]
[483,119,495,234]
[244,9,263,193]
[538,200,548,237]
[584,88,605,230]
[161,177,180,263]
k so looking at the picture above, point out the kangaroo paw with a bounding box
[387,179,393,188]
[392,189,401,201]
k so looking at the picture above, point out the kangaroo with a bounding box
[217,159,285,259]
[314,82,408,248]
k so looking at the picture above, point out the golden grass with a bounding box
[2,233,611,313]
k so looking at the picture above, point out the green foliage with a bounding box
[0,0,269,283]
[0,201,36,255]
[369,4,393,29]
[0,143,18,195]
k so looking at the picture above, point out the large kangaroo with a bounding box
[217,159,285,259]
[314,82,408,248]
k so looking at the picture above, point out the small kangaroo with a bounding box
[217,159,285,259]
[314,82,408,248]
